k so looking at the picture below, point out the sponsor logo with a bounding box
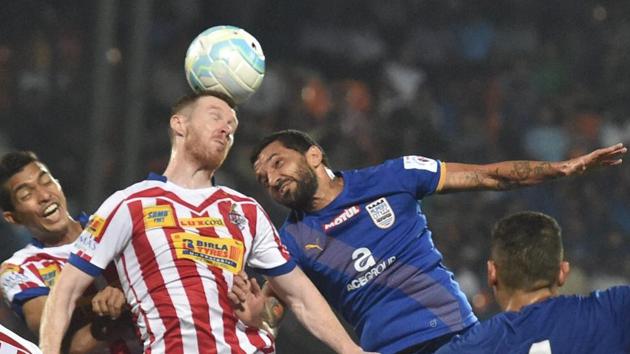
[171,232,244,273]
[179,217,225,228]
[352,247,375,272]
[347,256,396,291]
[323,206,360,232]
[228,204,247,230]
[403,155,437,172]
[38,264,61,287]
[304,243,324,251]
[76,232,99,252]
[143,205,176,229]
[0,266,31,290]
[86,215,106,239]
[365,198,395,229]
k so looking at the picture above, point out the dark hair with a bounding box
[490,211,563,292]
[249,129,329,167]
[0,151,41,211]
[168,91,237,143]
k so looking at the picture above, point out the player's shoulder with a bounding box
[215,185,260,205]
[1,244,45,270]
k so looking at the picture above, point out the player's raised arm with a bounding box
[439,143,626,193]
[39,264,95,354]
[229,272,285,337]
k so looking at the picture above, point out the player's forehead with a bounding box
[7,162,50,188]
[254,141,293,171]
[195,96,237,119]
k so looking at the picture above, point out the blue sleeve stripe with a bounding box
[256,259,296,277]
[68,254,104,277]
[11,287,50,319]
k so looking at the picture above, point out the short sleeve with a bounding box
[247,205,295,276]
[0,263,50,317]
[385,156,444,198]
[70,191,133,276]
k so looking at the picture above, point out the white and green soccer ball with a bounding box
[185,25,265,104]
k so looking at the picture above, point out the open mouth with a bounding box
[42,203,60,218]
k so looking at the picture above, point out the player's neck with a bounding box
[309,168,344,211]
[502,287,555,312]
[37,219,83,247]
[163,155,216,189]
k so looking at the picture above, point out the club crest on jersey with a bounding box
[143,205,176,229]
[323,205,360,232]
[228,204,247,230]
[365,198,395,229]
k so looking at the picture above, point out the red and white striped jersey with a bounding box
[0,324,41,354]
[70,175,294,354]
[0,242,70,313]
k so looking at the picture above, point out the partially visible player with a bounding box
[241,129,626,354]
[0,323,42,354]
[0,151,136,353]
[39,92,374,354]
[435,211,630,354]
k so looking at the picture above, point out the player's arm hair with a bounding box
[439,143,626,193]
[440,161,565,192]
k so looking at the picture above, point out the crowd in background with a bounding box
[1,0,630,352]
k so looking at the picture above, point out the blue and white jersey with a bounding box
[435,286,630,354]
[279,156,477,354]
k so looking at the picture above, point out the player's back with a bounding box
[436,286,630,354]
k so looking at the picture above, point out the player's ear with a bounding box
[170,114,187,138]
[305,145,323,169]
[557,261,570,287]
[3,211,20,225]
[487,260,498,288]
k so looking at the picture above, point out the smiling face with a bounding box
[179,95,239,170]
[253,141,319,211]
[2,162,75,244]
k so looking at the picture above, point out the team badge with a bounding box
[365,198,395,229]
[143,205,176,229]
[228,204,247,230]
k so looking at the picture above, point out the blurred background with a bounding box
[1,0,630,352]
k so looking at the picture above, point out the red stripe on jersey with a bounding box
[25,264,44,283]
[0,331,34,353]
[216,201,266,352]
[245,326,274,353]
[212,270,245,354]
[128,200,184,354]
[120,253,155,354]
[21,253,66,264]
[155,199,218,353]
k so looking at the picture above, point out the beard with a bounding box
[280,164,318,211]
[185,130,229,171]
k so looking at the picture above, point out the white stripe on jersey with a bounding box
[0,324,41,354]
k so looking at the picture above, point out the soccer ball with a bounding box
[185,25,266,104]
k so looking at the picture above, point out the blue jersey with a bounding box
[435,286,630,354]
[278,156,477,353]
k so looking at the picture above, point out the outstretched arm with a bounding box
[40,264,95,354]
[440,143,626,193]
